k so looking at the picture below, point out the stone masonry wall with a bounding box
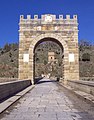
[0,80,31,102]
[19,14,79,83]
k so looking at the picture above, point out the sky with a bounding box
[0,0,94,47]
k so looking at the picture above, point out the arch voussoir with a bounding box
[28,33,69,84]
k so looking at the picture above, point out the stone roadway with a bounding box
[0,78,94,120]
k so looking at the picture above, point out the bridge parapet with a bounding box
[0,80,31,102]
[67,80,94,96]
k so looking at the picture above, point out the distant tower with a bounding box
[48,52,55,63]
[48,52,58,64]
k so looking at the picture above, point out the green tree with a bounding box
[79,40,91,52]
[10,43,18,51]
[82,53,90,61]
[4,43,11,52]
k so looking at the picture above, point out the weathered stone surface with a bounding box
[0,80,31,102]
[19,14,79,83]
[1,79,94,120]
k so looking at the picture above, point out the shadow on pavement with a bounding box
[36,79,57,84]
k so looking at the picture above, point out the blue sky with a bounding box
[0,0,94,47]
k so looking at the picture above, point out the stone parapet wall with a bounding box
[0,80,31,102]
[0,78,18,83]
[80,77,94,81]
[67,80,94,95]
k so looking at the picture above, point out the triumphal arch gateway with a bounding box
[19,14,79,84]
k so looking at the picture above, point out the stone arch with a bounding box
[28,33,69,84]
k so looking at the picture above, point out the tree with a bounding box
[3,43,11,52]
[44,60,47,65]
[82,53,90,61]
[10,43,18,51]
[79,40,90,46]
[79,40,91,51]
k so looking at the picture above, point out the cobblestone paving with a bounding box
[0,78,94,120]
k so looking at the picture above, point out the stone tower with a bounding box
[19,14,79,84]
[48,52,55,63]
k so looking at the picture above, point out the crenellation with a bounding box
[66,15,70,19]
[53,15,56,20]
[27,15,31,19]
[34,15,38,20]
[73,15,77,20]
[59,15,63,20]
[20,15,24,20]
[41,15,45,20]
[19,14,78,22]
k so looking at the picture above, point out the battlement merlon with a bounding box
[19,14,78,23]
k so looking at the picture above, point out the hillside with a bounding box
[0,43,18,78]
[0,41,94,79]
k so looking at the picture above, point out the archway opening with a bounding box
[33,37,64,83]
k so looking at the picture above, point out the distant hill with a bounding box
[79,40,94,77]
[0,41,94,78]
[0,43,18,78]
